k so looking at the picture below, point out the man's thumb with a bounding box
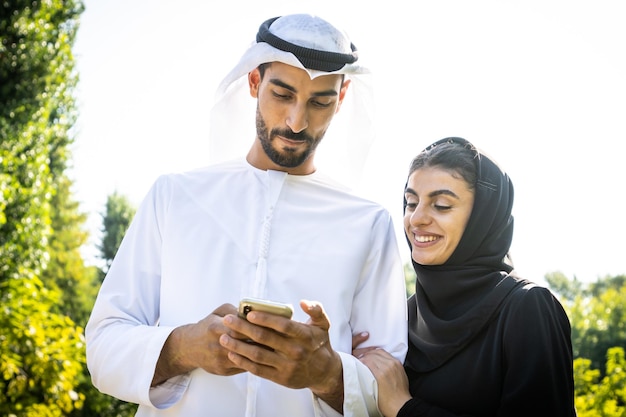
[300,300,330,330]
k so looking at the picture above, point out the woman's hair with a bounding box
[408,137,478,191]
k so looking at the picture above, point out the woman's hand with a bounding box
[352,331,377,358]
[358,349,412,417]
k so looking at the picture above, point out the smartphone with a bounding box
[238,297,294,320]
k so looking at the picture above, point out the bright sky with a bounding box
[71,0,626,285]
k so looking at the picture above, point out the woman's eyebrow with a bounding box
[429,189,459,199]
[405,187,459,199]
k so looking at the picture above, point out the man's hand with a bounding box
[220,300,344,413]
[152,303,245,386]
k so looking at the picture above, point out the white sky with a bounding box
[71,0,626,285]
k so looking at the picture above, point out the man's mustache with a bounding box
[271,128,314,143]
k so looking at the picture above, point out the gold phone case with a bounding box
[238,297,294,319]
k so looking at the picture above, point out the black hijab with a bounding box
[404,137,529,372]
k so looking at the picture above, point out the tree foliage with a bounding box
[42,175,96,327]
[40,176,137,417]
[547,272,626,374]
[545,272,626,415]
[0,272,85,415]
[1,1,139,414]
[99,191,136,272]
[68,191,138,417]
[0,1,86,415]
[574,347,626,417]
[0,0,82,280]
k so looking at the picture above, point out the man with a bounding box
[85,14,407,417]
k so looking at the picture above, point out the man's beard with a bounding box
[256,107,323,168]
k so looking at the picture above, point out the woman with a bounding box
[355,137,576,416]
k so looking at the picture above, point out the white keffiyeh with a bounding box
[208,14,376,189]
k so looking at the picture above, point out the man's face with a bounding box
[249,62,348,173]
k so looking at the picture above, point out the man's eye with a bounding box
[273,92,291,99]
[312,100,332,108]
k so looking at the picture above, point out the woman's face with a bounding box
[404,166,475,265]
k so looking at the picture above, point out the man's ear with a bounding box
[248,68,261,98]
[335,79,351,114]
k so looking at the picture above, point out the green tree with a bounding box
[553,274,626,374]
[0,272,86,415]
[546,272,626,415]
[41,176,132,417]
[42,175,98,327]
[545,270,584,301]
[574,347,626,417]
[68,191,138,417]
[99,191,136,272]
[1,0,87,415]
[588,275,626,298]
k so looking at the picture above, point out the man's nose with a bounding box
[286,103,308,133]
